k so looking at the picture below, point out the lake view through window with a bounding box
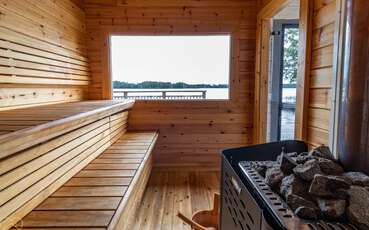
[110,35,231,100]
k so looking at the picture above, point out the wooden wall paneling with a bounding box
[306,0,337,147]
[0,86,86,111]
[253,18,271,143]
[295,0,313,140]
[85,0,257,170]
[253,16,262,144]
[0,0,85,53]
[0,0,91,110]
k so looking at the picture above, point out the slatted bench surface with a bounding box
[16,132,158,230]
[0,100,134,159]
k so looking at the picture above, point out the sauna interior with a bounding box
[0,0,368,229]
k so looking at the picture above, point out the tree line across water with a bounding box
[113,81,228,89]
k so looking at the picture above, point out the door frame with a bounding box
[269,20,299,141]
[253,0,313,144]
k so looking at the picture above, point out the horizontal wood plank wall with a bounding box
[84,0,257,170]
[0,110,128,230]
[306,0,336,147]
[0,0,91,110]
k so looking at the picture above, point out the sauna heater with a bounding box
[220,141,357,230]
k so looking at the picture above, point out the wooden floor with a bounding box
[131,171,220,230]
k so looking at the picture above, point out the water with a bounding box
[280,109,295,140]
[282,88,297,102]
[280,87,296,140]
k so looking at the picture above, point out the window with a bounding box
[110,35,231,100]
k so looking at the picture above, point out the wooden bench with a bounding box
[0,100,134,158]
[14,132,158,230]
[0,100,135,229]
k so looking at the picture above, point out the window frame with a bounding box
[107,33,235,102]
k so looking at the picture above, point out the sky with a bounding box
[110,35,230,85]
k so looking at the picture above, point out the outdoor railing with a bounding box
[282,96,296,109]
[283,96,296,104]
[113,89,207,100]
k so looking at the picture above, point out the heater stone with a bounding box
[294,206,318,220]
[309,146,335,160]
[265,167,284,190]
[343,172,369,187]
[309,174,351,198]
[286,194,317,211]
[295,154,315,164]
[280,174,308,198]
[293,159,322,181]
[347,186,369,230]
[317,158,344,175]
[316,198,346,220]
[252,161,275,177]
[280,154,298,175]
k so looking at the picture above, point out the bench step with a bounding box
[16,132,158,230]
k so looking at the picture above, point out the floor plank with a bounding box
[131,171,220,230]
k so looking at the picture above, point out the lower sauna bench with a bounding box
[12,131,158,230]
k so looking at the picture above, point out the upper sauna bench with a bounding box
[0,100,134,160]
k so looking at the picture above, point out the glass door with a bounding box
[279,24,299,140]
[268,20,299,141]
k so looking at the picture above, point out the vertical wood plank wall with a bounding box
[258,0,337,147]
[84,0,257,170]
[0,0,90,110]
[306,0,336,147]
